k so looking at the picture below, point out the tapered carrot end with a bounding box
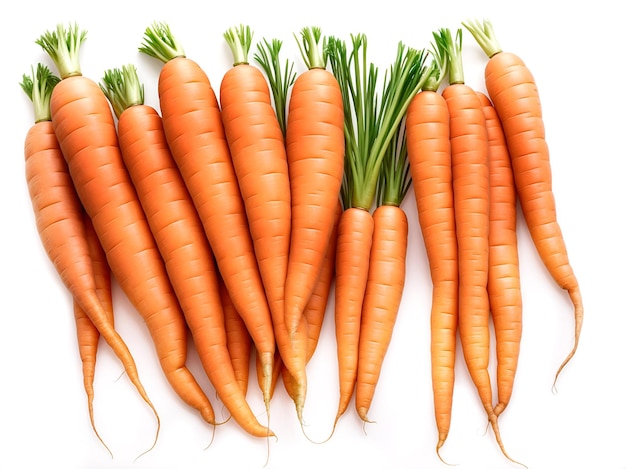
[435,435,457,466]
[488,414,527,468]
[553,287,584,392]
[356,407,374,424]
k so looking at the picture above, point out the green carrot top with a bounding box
[295,26,328,70]
[139,21,186,63]
[35,22,86,79]
[462,18,503,59]
[224,24,253,66]
[100,64,145,119]
[20,63,61,123]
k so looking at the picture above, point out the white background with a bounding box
[1,1,624,468]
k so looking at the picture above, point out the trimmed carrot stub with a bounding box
[477,90,523,417]
[283,26,345,338]
[355,118,411,422]
[20,62,157,454]
[463,18,583,387]
[327,33,432,432]
[37,23,214,431]
[139,22,276,412]
[406,31,457,458]
[100,64,272,439]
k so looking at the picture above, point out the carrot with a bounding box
[326,34,432,431]
[355,117,411,423]
[463,18,583,387]
[440,27,521,465]
[282,27,345,338]
[20,62,158,453]
[138,22,276,412]
[73,209,114,457]
[100,64,272,438]
[219,271,252,396]
[36,23,214,431]
[477,90,523,417]
[252,32,309,423]
[405,31,457,458]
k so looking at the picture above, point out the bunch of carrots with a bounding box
[20,18,583,466]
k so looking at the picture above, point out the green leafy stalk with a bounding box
[423,29,450,93]
[139,21,186,63]
[295,26,327,70]
[462,18,503,59]
[224,24,253,66]
[440,27,464,85]
[377,116,411,207]
[20,63,60,123]
[35,23,86,79]
[100,64,145,120]
[328,34,433,210]
[254,38,296,138]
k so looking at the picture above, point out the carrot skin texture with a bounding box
[116,103,271,437]
[355,204,408,421]
[284,68,345,335]
[50,75,214,425]
[333,207,375,423]
[156,57,275,403]
[443,83,493,417]
[478,91,523,416]
[406,88,458,452]
[484,51,582,380]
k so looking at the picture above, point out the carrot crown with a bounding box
[35,23,86,79]
[224,24,253,66]
[462,18,503,59]
[100,64,145,119]
[139,21,186,63]
[377,116,410,207]
[295,26,327,70]
[254,37,296,138]
[440,27,465,85]
[20,63,60,123]
[422,29,449,93]
[328,34,433,210]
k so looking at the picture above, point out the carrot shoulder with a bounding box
[100,64,272,438]
[37,23,214,430]
[139,22,276,410]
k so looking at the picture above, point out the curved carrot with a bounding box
[477,91,523,417]
[138,22,276,411]
[464,18,583,386]
[73,209,114,456]
[21,62,158,453]
[100,64,272,438]
[37,23,213,431]
[406,32,457,457]
[283,27,345,337]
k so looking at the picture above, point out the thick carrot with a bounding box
[20,62,158,452]
[463,18,583,386]
[441,27,519,465]
[138,22,276,410]
[283,27,345,337]
[405,31,457,458]
[326,34,431,431]
[100,64,272,438]
[37,24,214,429]
[355,116,412,421]
[73,209,114,456]
[477,90,523,417]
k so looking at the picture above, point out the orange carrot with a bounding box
[477,90,523,417]
[464,18,583,386]
[20,61,158,453]
[138,22,276,411]
[283,27,345,337]
[100,64,272,438]
[37,23,214,431]
[405,31,457,458]
[326,33,431,431]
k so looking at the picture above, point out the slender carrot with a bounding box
[37,23,213,433]
[20,61,158,453]
[405,31,457,458]
[138,22,276,412]
[477,90,523,417]
[463,18,583,387]
[100,64,272,438]
[326,33,432,431]
[283,27,345,338]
